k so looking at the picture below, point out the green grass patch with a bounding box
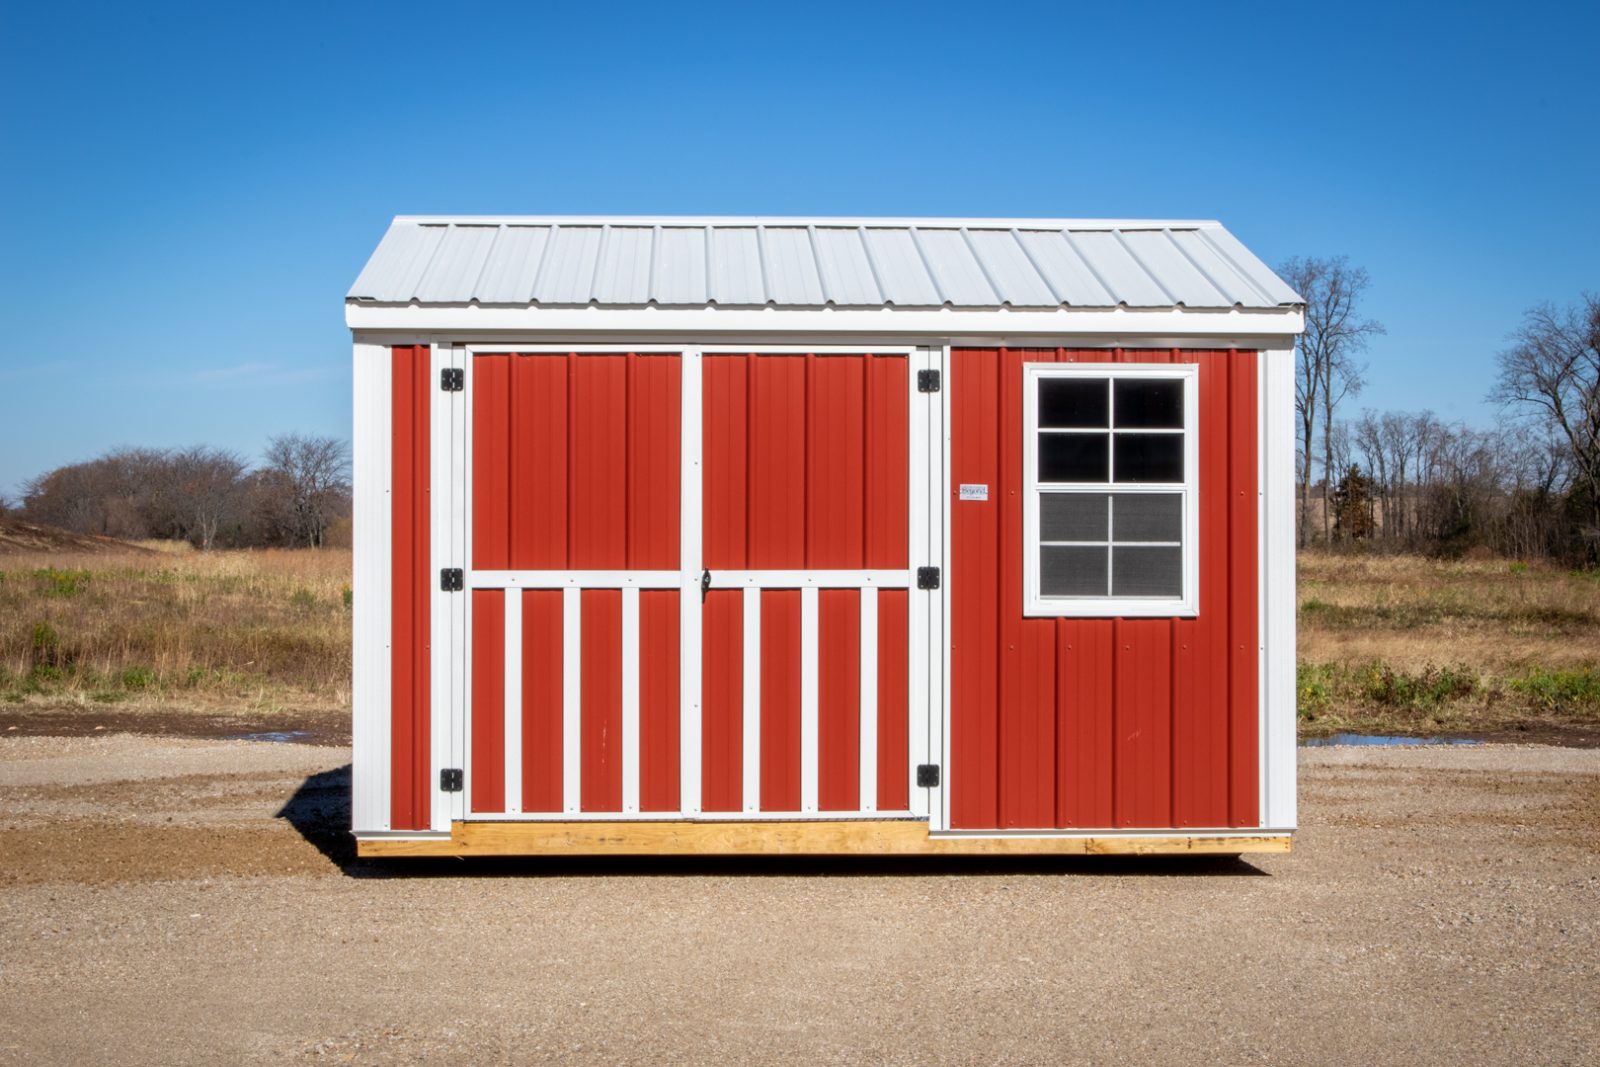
[1505,668,1600,712]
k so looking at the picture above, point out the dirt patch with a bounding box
[0,821,340,886]
[0,516,150,554]
[0,705,350,745]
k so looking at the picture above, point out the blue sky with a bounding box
[2,0,1596,498]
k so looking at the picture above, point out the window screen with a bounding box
[1024,364,1197,615]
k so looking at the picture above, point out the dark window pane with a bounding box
[1111,493,1182,542]
[1114,434,1183,482]
[1041,546,1107,596]
[1039,433,1108,482]
[1111,546,1183,597]
[1113,378,1184,429]
[1039,378,1108,428]
[1041,493,1108,542]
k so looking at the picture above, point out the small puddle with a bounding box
[225,729,311,744]
[1301,732,1482,748]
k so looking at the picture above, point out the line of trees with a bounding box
[7,434,351,549]
[1291,257,1597,565]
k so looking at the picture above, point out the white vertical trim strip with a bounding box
[859,586,878,813]
[680,348,704,815]
[350,341,391,833]
[503,589,523,815]
[562,586,582,815]
[800,586,819,814]
[936,343,953,832]
[742,587,762,814]
[622,586,641,814]
[906,347,932,820]
[1262,346,1298,829]
[428,344,455,833]
[456,344,472,825]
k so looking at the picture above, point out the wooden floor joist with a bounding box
[357,821,1292,858]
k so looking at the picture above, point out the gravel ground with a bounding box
[1,735,1596,1065]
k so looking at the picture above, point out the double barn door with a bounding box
[457,346,940,821]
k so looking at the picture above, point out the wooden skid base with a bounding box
[358,821,1291,858]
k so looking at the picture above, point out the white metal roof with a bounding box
[348,216,1302,312]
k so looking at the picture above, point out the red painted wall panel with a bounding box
[817,589,861,811]
[471,590,505,814]
[951,347,1259,830]
[473,353,677,572]
[579,589,623,812]
[703,352,908,574]
[701,590,743,812]
[748,356,807,568]
[1173,351,1232,827]
[807,356,866,568]
[639,590,681,812]
[390,345,431,831]
[1228,356,1261,827]
[473,356,511,569]
[760,590,802,812]
[510,356,569,569]
[1056,621,1112,827]
[865,356,910,569]
[568,357,629,569]
[521,590,564,813]
[702,356,749,570]
[627,355,682,569]
[951,348,1000,828]
[876,589,910,811]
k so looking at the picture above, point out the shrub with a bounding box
[1507,668,1600,712]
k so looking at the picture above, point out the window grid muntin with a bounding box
[1037,378,1185,486]
[1022,362,1199,615]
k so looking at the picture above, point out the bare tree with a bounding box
[1492,294,1600,562]
[260,434,351,549]
[1278,257,1384,544]
[169,446,248,550]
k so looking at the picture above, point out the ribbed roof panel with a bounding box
[348,216,1301,310]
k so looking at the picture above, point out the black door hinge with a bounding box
[917,369,940,393]
[440,768,463,792]
[439,567,464,592]
[917,764,941,788]
[440,367,464,391]
[917,566,940,590]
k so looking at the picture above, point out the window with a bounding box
[1022,363,1199,616]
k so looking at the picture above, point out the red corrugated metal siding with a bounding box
[703,353,910,569]
[389,344,431,831]
[580,588,623,812]
[472,353,678,569]
[522,590,564,812]
[876,589,910,811]
[470,589,505,813]
[639,590,681,812]
[817,589,861,811]
[701,590,743,812]
[950,347,1259,831]
[760,590,802,811]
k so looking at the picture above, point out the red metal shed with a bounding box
[346,216,1304,857]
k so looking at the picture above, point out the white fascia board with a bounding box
[346,304,1304,341]
[392,215,1227,230]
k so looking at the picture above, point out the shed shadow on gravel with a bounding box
[276,767,1269,881]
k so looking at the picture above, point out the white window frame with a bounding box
[1021,362,1199,618]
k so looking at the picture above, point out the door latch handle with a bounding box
[701,568,712,603]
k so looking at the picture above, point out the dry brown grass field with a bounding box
[1,544,1597,740]
[0,546,350,720]
[1297,551,1600,738]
